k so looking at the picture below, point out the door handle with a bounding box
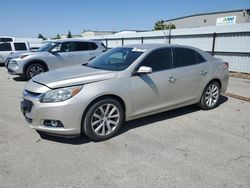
[68,54,73,57]
[168,76,176,83]
[200,70,207,75]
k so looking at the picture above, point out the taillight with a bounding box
[224,62,229,68]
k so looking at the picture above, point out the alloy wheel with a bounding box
[205,84,219,107]
[91,103,120,136]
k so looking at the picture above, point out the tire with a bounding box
[198,81,220,110]
[82,98,124,141]
[25,63,46,79]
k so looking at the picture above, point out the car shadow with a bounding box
[38,96,228,145]
[13,76,29,82]
[118,96,228,136]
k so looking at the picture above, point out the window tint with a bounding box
[173,48,197,68]
[196,52,206,63]
[0,43,12,51]
[0,38,13,42]
[90,42,98,50]
[14,43,27,51]
[140,48,172,72]
[74,42,91,51]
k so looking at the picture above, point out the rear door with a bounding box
[72,42,94,65]
[0,42,13,63]
[89,42,104,58]
[171,47,209,104]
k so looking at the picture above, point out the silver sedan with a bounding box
[21,44,229,141]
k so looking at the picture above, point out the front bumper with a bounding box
[6,58,25,75]
[21,89,85,136]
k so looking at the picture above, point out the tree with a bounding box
[56,34,61,39]
[37,34,46,40]
[154,20,176,30]
[67,30,72,38]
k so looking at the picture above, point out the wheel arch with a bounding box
[206,78,222,89]
[23,59,49,73]
[81,94,127,129]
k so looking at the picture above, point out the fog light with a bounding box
[43,120,64,127]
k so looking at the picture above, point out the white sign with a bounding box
[216,16,236,25]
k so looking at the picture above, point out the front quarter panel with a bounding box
[75,76,132,122]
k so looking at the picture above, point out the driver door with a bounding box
[130,48,179,117]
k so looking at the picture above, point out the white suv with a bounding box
[6,39,106,79]
[0,41,30,65]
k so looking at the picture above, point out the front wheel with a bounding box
[198,81,220,110]
[82,98,124,141]
[25,63,46,79]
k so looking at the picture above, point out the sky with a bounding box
[0,0,249,38]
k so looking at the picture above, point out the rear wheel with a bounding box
[82,98,124,141]
[25,63,46,79]
[199,81,220,110]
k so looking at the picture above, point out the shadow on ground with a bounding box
[13,76,29,82]
[38,96,228,145]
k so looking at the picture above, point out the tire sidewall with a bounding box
[83,98,124,141]
[26,63,45,79]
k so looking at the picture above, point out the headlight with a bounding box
[9,60,18,65]
[40,86,83,103]
[20,55,29,59]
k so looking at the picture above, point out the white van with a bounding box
[0,41,30,65]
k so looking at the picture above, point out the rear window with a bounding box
[14,43,27,51]
[0,43,12,51]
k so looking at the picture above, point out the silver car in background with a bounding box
[6,39,106,79]
[21,44,229,141]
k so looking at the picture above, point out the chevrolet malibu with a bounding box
[21,44,229,141]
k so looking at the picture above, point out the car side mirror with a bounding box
[136,66,152,75]
[49,48,58,54]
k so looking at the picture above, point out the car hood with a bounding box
[32,65,117,89]
[19,51,49,57]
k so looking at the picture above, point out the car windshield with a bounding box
[87,47,144,71]
[37,42,58,52]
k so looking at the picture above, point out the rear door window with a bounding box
[0,43,12,51]
[140,48,172,72]
[173,48,197,68]
[14,43,27,51]
[74,42,92,51]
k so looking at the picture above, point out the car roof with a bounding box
[54,38,99,43]
[121,43,199,50]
